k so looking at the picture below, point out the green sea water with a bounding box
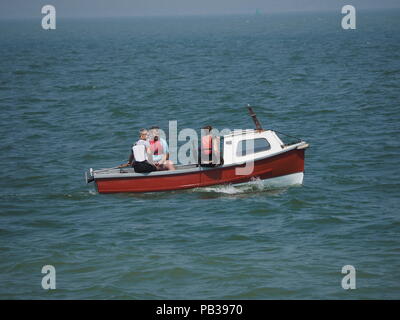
[0,10,399,299]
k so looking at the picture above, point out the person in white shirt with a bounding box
[125,128,158,173]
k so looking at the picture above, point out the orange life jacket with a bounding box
[150,140,163,155]
[201,135,212,155]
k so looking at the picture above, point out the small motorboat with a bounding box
[85,107,309,193]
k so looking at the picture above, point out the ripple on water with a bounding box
[1,12,399,299]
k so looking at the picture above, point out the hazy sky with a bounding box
[1,0,400,18]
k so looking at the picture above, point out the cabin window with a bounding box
[236,138,271,157]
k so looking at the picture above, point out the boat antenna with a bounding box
[246,105,263,131]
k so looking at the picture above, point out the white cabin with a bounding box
[222,129,286,165]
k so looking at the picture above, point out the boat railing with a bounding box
[274,130,304,147]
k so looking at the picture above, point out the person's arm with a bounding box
[119,147,134,167]
[146,146,152,157]
[128,149,134,164]
[159,153,167,164]
[159,139,169,164]
[213,136,220,154]
[212,136,221,164]
[145,142,155,164]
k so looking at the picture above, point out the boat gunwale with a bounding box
[93,141,307,180]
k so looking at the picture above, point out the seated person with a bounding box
[199,125,223,167]
[149,126,175,171]
[124,128,158,173]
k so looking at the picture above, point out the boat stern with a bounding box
[85,168,94,184]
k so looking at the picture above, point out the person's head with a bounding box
[139,128,148,140]
[202,125,213,134]
[149,126,160,141]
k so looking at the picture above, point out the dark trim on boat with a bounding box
[93,141,307,180]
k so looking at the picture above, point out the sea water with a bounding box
[0,10,399,299]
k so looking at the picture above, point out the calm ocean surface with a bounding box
[0,10,399,299]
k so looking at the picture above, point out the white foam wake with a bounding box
[193,173,303,194]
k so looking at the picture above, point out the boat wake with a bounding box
[193,177,293,195]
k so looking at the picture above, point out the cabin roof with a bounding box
[222,129,271,138]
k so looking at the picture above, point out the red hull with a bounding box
[95,148,305,193]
